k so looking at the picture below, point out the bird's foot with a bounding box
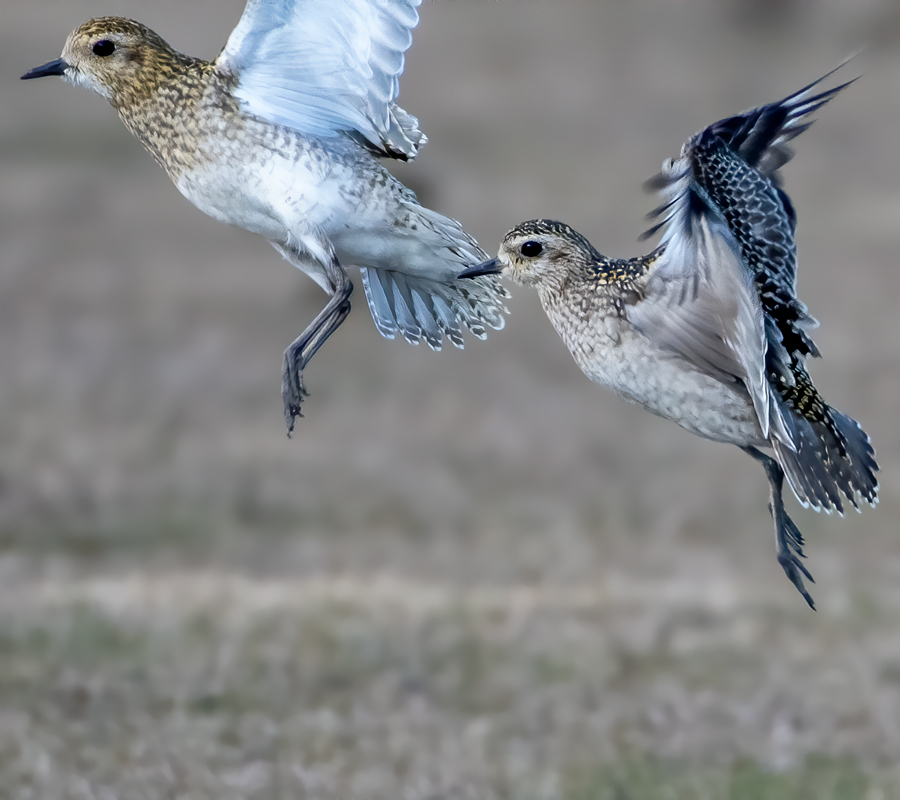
[282,349,309,438]
[776,511,816,610]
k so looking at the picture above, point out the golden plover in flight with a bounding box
[22,0,508,434]
[461,66,878,608]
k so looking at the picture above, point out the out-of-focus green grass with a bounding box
[566,758,884,800]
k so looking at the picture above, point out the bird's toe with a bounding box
[777,550,816,610]
[281,351,309,438]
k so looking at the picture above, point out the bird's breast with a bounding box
[171,117,366,241]
[548,303,764,445]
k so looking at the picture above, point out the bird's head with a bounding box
[22,17,182,108]
[459,220,599,291]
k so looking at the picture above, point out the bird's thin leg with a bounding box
[740,446,816,610]
[282,276,353,436]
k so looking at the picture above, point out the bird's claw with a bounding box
[777,512,815,610]
[282,350,309,438]
[777,550,816,610]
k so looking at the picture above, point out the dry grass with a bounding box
[1,555,900,798]
[4,0,900,796]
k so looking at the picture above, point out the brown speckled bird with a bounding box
[21,1,508,434]
[461,66,878,608]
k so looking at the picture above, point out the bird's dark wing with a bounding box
[637,64,857,448]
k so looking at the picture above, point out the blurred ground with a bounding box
[3,0,900,797]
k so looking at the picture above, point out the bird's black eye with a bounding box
[520,241,542,257]
[92,40,115,57]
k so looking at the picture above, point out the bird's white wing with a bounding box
[215,0,426,159]
[629,162,790,445]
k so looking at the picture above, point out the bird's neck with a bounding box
[538,254,651,317]
[111,48,209,113]
[114,57,221,179]
[538,274,615,332]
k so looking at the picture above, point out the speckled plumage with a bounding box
[22,3,509,433]
[462,67,878,608]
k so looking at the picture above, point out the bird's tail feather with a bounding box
[773,403,878,514]
[359,199,509,349]
[360,267,507,350]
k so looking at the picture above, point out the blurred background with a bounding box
[3,0,900,796]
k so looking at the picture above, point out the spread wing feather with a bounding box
[630,180,789,444]
[216,0,426,160]
[637,62,877,510]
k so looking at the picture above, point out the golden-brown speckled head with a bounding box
[22,17,189,109]
[460,219,603,290]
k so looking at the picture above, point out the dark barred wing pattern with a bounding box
[644,65,878,514]
[691,133,818,371]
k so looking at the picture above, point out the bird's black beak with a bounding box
[458,258,502,279]
[21,58,69,80]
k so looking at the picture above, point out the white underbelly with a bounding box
[175,153,354,242]
[571,330,766,446]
